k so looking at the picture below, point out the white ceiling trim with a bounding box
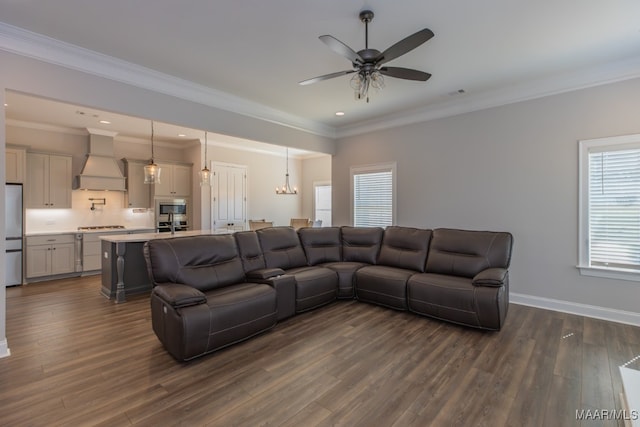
[0,22,336,139]
[335,54,640,138]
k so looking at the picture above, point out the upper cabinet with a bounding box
[5,147,26,183]
[154,163,192,198]
[122,158,151,208]
[26,152,72,209]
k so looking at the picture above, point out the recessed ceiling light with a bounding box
[99,120,111,124]
[447,89,466,96]
[178,133,187,137]
[3,103,7,107]
[335,111,345,116]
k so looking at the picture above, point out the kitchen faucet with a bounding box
[168,212,175,234]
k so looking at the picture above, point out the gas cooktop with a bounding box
[77,225,126,231]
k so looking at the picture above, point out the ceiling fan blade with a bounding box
[299,70,356,86]
[379,67,431,81]
[376,28,434,66]
[319,35,364,64]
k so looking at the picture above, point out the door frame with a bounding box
[210,161,248,231]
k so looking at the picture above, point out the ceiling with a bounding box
[1,0,640,139]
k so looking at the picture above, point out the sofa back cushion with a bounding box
[298,227,342,265]
[234,231,266,272]
[341,226,384,264]
[257,226,308,269]
[144,235,245,292]
[426,228,513,278]
[377,226,432,272]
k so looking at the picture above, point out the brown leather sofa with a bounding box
[144,226,513,361]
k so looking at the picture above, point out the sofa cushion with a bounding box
[286,266,338,312]
[322,261,367,298]
[205,282,277,346]
[425,229,513,278]
[377,226,431,272]
[235,231,266,272]
[298,227,342,265]
[355,265,414,310]
[407,272,507,330]
[145,235,245,293]
[341,226,384,264]
[257,227,308,269]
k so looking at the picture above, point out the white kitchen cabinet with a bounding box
[5,147,26,183]
[122,158,151,208]
[154,163,192,197]
[26,152,72,208]
[26,234,76,279]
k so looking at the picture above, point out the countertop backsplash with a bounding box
[25,190,155,234]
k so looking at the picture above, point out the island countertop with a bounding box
[99,229,233,243]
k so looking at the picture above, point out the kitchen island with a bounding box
[100,229,232,302]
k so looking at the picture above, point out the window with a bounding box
[350,162,396,227]
[578,134,640,281]
[314,182,332,227]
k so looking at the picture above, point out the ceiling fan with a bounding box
[299,10,434,102]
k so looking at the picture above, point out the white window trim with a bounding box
[349,161,397,227]
[578,133,640,282]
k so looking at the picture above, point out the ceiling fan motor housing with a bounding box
[359,10,374,23]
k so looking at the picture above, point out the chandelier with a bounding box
[275,147,297,195]
[143,120,161,184]
[199,131,212,186]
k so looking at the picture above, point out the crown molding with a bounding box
[0,22,336,139]
[5,118,87,136]
[3,22,640,142]
[335,54,640,139]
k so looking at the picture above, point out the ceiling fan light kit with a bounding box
[300,10,434,103]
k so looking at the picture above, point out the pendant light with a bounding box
[275,147,297,195]
[199,131,212,186]
[143,120,161,184]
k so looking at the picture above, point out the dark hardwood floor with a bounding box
[1,276,639,426]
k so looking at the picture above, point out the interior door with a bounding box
[212,163,247,232]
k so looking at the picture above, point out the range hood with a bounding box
[76,129,126,191]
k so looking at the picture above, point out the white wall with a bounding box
[333,77,640,319]
[194,143,305,229]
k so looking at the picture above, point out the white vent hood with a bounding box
[76,128,126,191]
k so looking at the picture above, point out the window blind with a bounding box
[588,148,640,270]
[353,170,393,227]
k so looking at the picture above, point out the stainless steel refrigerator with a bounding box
[5,183,23,286]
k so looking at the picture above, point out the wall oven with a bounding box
[155,199,189,233]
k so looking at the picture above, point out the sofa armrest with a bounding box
[246,268,285,280]
[473,268,508,287]
[152,283,207,308]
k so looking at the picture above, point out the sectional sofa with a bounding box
[143,226,513,361]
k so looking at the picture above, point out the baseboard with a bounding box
[0,339,10,358]
[510,292,640,327]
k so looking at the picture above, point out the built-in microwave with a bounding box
[155,199,189,232]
